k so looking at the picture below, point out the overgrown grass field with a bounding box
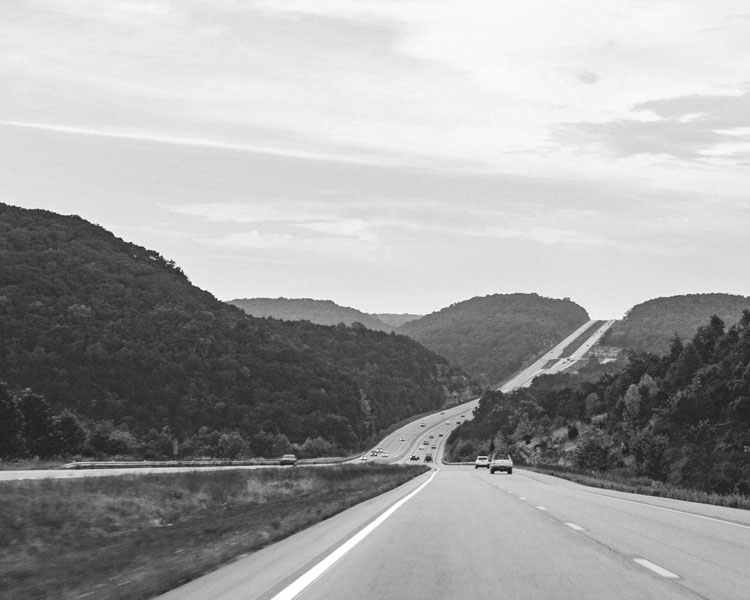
[523,464,750,510]
[0,463,428,600]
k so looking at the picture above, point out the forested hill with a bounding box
[605,294,750,354]
[228,297,392,331]
[0,203,471,458]
[397,293,589,384]
[446,311,750,496]
[373,313,422,329]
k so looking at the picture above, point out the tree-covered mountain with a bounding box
[228,297,392,331]
[0,203,472,458]
[447,312,750,496]
[374,313,421,328]
[605,294,750,355]
[397,294,590,384]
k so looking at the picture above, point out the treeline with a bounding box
[0,381,354,460]
[0,203,473,458]
[605,293,750,354]
[447,312,750,496]
[229,297,392,331]
[399,293,589,384]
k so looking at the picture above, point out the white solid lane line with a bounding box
[565,522,585,531]
[572,488,750,530]
[270,470,438,600]
[633,558,680,579]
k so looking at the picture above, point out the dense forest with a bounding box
[398,293,589,384]
[375,313,421,328]
[447,312,750,495]
[229,297,395,332]
[605,294,750,355]
[0,203,473,459]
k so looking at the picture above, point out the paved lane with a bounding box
[492,469,750,600]
[158,465,750,599]
[287,467,706,600]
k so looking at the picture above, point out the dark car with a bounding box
[409,454,420,461]
[424,453,433,463]
[279,454,298,466]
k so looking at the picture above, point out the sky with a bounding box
[1,1,749,319]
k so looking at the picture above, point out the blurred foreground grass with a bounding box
[0,463,428,600]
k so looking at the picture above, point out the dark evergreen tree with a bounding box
[54,409,86,455]
[18,392,59,458]
[0,382,25,458]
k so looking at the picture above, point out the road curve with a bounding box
[1,318,606,480]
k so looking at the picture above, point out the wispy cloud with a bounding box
[4,1,750,316]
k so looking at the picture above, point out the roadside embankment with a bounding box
[0,463,428,600]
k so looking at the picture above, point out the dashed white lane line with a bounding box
[565,522,585,531]
[270,470,438,600]
[536,506,547,511]
[633,558,680,579]
[519,497,527,500]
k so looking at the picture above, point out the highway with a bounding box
[499,319,597,391]
[157,466,750,600]
[541,319,616,378]
[0,319,609,480]
[154,321,750,599]
[8,320,747,598]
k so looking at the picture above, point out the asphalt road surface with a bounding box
[158,465,750,600]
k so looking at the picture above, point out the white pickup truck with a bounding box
[489,454,513,475]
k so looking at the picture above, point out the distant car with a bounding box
[429,434,434,438]
[382,452,389,458]
[409,454,420,461]
[440,411,445,414]
[438,433,443,437]
[376,448,384,453]
[445,421,450,425]
[423,440,429,445]
[456,420,461,424]
[279,454,298,466]
[420,423,426,427]
[399,437,406,441]
[474,455,490,469]
[424,453,433,463]
[490,454,514,475]
[360,455,367,461]
[431,445,437,449]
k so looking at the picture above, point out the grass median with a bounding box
[1,463,429,600]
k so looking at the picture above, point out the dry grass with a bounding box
[523,464,750,510]
[0,464,428,600]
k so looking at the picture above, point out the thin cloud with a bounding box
[555,88,750,161]
[574,70,599,85]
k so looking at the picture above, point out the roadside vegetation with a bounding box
[446,312,750,506]
[522,464,750,510]
[604,293,750,355]
[0,203,473,462]
[0,463,428,600]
